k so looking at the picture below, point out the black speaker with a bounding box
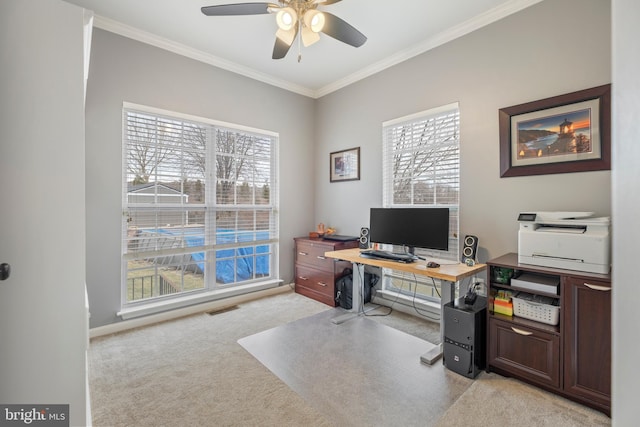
[359,227,370,249]
[461,235,478,264]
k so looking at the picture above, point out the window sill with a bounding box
[118,279,283,321]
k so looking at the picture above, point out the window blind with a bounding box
[122,104,279,305]
[382,103,460,260]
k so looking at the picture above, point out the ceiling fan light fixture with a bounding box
[276,7,297,31]
[201,1,366,60]
[303,10,325,33]
[301,27,321,47]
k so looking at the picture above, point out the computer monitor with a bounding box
[369,207,449,255]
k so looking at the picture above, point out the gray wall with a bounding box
[86,0,611,326]
[612,0,639,424]
[314,0,611,262]
[85,29,316,327]
[0,0,87,424]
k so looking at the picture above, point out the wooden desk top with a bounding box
[324,247,486,283]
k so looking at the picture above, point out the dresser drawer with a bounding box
[295,265,337,306]
[295,265,335,296]
[293,237,357,307]
[295,241,336,270]
[489,318,561,389]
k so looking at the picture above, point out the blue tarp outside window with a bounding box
[156,228,270,283]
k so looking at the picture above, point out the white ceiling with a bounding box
[65,0,542,98]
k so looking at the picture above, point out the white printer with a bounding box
[518,211,611,274]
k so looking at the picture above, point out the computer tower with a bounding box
[443,296,486,379]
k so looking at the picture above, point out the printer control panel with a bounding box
[517,212,537,221]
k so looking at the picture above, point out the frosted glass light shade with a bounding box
[276,8,297,31]
[301,27,320,46]
[303,10,325,33]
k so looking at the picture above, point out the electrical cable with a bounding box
[358,264,395,317]
[432,276,441,298]
[360,269,400,317]
[408,273,441,322]
[375,274,406,315]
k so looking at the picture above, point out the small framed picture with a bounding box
[330,147,360,182]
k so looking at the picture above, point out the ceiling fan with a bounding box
[201,0,367,61]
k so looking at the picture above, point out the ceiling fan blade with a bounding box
[317,0,343,4]
[321,12,367,48]
[201,3,275,16]
[272,38,292,60]
[272,27,298,59]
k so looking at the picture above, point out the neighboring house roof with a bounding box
[127,182,189,204]
[128,182,182,195]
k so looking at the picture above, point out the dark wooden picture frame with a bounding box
[330,147,360,182]
[499,84,611,177]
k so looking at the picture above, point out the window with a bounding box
[122,104,278,309]
[381,103,460,303]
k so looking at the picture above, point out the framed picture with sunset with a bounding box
[499,84,611,177]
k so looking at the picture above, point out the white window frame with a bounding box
[379,103,460,310]
[120,103,280,318]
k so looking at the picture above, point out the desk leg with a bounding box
[331,262,364,324]
[420,279,455,365]
[351,263,363,313]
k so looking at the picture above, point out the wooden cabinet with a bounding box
[294,237,358,306]
[486,253,611,416]
[489,317,561,388]
[563,276,612,410]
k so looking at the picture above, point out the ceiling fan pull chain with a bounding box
[297,19,303,62]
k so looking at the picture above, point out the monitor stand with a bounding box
[407,246,425,261]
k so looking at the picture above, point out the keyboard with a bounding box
[360,249,416,263]
[322,234,359,242]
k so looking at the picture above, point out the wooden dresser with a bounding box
[294,237,358,306]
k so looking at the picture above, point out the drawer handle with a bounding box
[317,282,327,287]
[298,276,308,281]
[298,252,309,256]
[511,327,533,336]
[316,256,326,260]
[584,283,611,292]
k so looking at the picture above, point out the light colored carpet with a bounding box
[436,373,611,427]
[89,290,611,426]
[89,290,334,426]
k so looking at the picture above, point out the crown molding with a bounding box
[93,0,543,99]
[93,15,316,98]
